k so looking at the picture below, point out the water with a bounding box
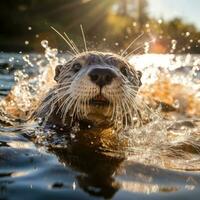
[0,46,200,200]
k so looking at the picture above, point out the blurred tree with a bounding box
[0,0,200,53]
[118,0,128,15]
[138,0,148,29]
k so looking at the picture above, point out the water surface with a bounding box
[0,50,200,200]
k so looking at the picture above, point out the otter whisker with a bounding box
[82,97,88,117]
[122,98,133,128]
[114,103,120,128]
[55,93,73,114]
[121,78,140,89]
[128,86,141,93]
[130,102,142,127]
[124,102,132,129]
[58,94,73,113]
[60,94,75,116]
[39,91,65,127]
[111,91,124,130]
[129,100,143,126]
[115,102,124,131]
[70,95,86,122]
[76,98,83,119]
[63,32,80,54]
[121,87,143,126]
[120,99,128,129]
[54,85,71,93]
[59,73,76,82]
[53,86,71,93]
[62,97,76,124]
[125,93,142,124]
[51,26,78,55]
[70,97,80,124]
[77,97,83,117]
[123,83,139,96]
[37,90,71,119]
[86,95,91,117]
[56,81,72,86]
[121,32,144,57]
[110,96,116,121]
[36,90,62,116]
[125,39,155,58]
[59,73,73,81]
[66,50,75,57]
[80,24,88,52]
[121,78,140,92]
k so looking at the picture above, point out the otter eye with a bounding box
[72,63,82,73]
[120,67,128,76]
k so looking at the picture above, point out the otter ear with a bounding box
[54,65,63,82]
[137,70,142,86]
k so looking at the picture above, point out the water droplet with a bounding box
[25,41,29,45]
[59,57,66,65]
[144,42,150,53]
[28,26,32,30]
[72,182,76,190]
[173,100,180,108]
[185,32,190,37]
[23,54,34,67]
[70,133,76,139]
[41,40,48,48]
[14,70,28,82]
[9,57,14,62]
[126,27,131,34]
[132,22,137,27]
[38,118,42,123]
[170,39,177,52]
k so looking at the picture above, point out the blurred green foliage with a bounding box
[0,0,200,53]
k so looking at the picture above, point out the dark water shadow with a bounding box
[1,126,200,200]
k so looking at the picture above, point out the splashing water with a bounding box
[0,41,68,123]
[1,40,200,200]
[0,40,200,172]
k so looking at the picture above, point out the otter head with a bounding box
[47,51,142,129]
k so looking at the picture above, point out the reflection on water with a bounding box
[0,46,200,199]
[1,128,200,200]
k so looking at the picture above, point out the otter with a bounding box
[35,51,142,131]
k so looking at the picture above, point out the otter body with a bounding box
[35,51,142,130]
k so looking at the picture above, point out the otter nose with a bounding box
[89,68,116,87]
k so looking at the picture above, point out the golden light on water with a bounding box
[121,181,180,194]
